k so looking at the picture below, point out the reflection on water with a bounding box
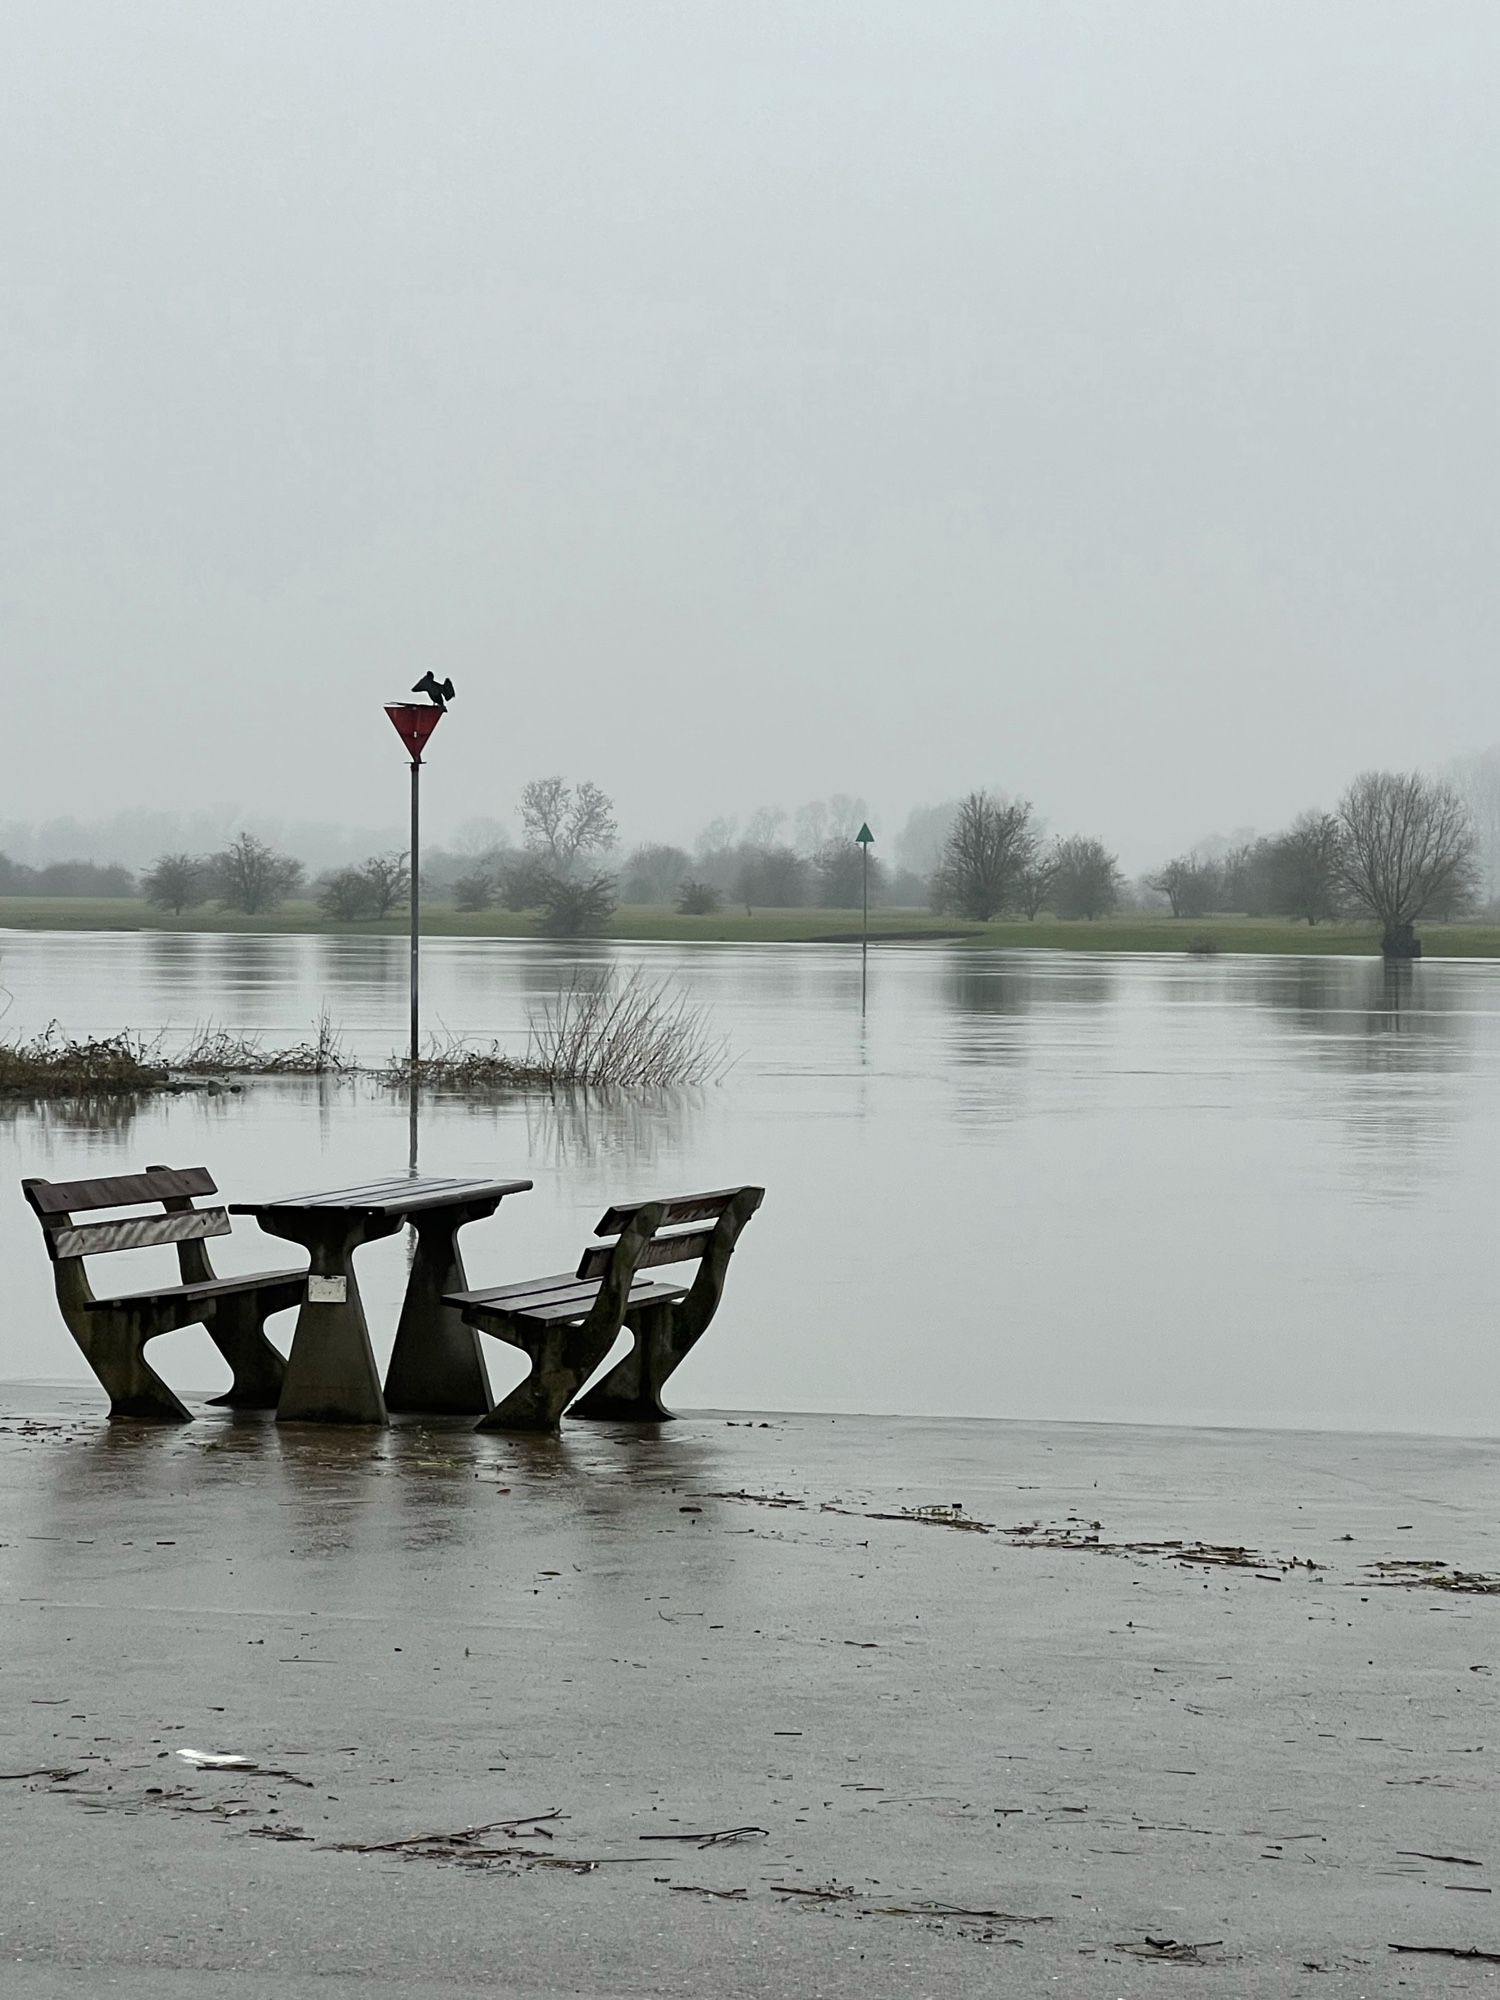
[1,931,1497,1436]
[943,962,1030,1083]
[1252,957,1469,1075]
[946,962,1033,1019]
[1247,957,1478,1197]
[514,1086,705,1181]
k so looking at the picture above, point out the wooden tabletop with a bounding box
[230,1175,532,1219]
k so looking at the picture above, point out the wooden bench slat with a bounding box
[85,1267,305,1313]
[594,1188,748,1234]
[452,1274,684,1321]
[22,1167,218,1217]
[453,1273,595,1311]
[513,1279,688,1326]
[46,1208,233,1261]
[576,1226,716,1282]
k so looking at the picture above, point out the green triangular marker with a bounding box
[855,822,874,845]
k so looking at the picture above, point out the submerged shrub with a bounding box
[389,970,730,1091]
[0,1026,169,1098]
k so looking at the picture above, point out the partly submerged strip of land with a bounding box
[3,894,1500,955]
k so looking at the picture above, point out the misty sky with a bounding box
[3,2,1496,869]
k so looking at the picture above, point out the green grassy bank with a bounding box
[3,895,1500,956]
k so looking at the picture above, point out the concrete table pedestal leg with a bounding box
[272,1215,402,1426]
[384,1200,500,1416]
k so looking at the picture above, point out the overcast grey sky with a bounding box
[3,2,1495,868]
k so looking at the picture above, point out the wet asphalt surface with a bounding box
[2,1391,1498,1996]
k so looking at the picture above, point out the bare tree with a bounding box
[736,844,808,910]
[518,777,617,875]
[787,794,870,855]
[495,852,556,910]
[451,866,496,913]
[826,793,870,840]
[210,833,303,914]
[744,805,787,848]
[792,800,830,855]
[620,843,693,905]
[931,792,1038,921]
[1051,836,1122,919]
[359,852,410,917]
[1148,855,1220,919]
[1219,840,1273,915]
[535,870,616,937]
[694,815,739,858]
[142,852,204,915]
[1336,770,1478,956]
[1016,849,1059,919]
[815,838,887,909]
[318,867,375,922]
[1267,812,1342,924]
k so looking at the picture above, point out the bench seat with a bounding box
[446,1185,763,1432]
[86,1269,304,1315]
[22,1165,305,1421]
[448,1272,686,1327]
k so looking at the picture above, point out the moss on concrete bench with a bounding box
[21,1165,304,1421]
[446,1185,764,1432]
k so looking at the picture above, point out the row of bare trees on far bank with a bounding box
[12,761,1492,955]
[438,786,897,928]
[1143,771,1479,955]
[139,837,409,922]
[925,770,1479,955]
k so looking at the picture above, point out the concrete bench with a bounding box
[447,1185,764,1431]
[21,1166,304,1422]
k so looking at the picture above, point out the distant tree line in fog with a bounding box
[1141,775,1478,954]
[4,747,1496,951]
[0,855,137,899]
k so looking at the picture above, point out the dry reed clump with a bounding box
[0,1011,350,1099]
[174,1010,350,1076]
[0,1025,170,1098]
[2,976,721,1101]
[391,1042,544,1088]
[529,969,729,1086]
[390,970,730,1091]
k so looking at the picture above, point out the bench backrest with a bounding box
[575,1187,764,1336]
[22,1166,230,1265]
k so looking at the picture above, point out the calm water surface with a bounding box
[2,930,1496,1436]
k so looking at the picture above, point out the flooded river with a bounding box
[1,931,1496,1436]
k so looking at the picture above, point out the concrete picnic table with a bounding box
[230,1175,532,1425]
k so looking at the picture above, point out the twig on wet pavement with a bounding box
[1389,1944,1500,1963]
[335,1811,562,1853]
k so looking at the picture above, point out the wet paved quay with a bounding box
[3,1392,1498,1996]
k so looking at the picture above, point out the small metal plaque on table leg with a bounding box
[307,1276,348,1304]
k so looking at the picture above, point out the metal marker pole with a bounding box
[855,821,874,1017]
[861,841,868,1014]
[409,752,420,1175]
[385,698,444,1173]
[409,753,421,1071]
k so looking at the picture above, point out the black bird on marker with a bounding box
[412,673,456,710]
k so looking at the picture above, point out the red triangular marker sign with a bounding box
[385,703,444,761]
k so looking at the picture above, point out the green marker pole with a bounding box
[855,822,875,1014]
